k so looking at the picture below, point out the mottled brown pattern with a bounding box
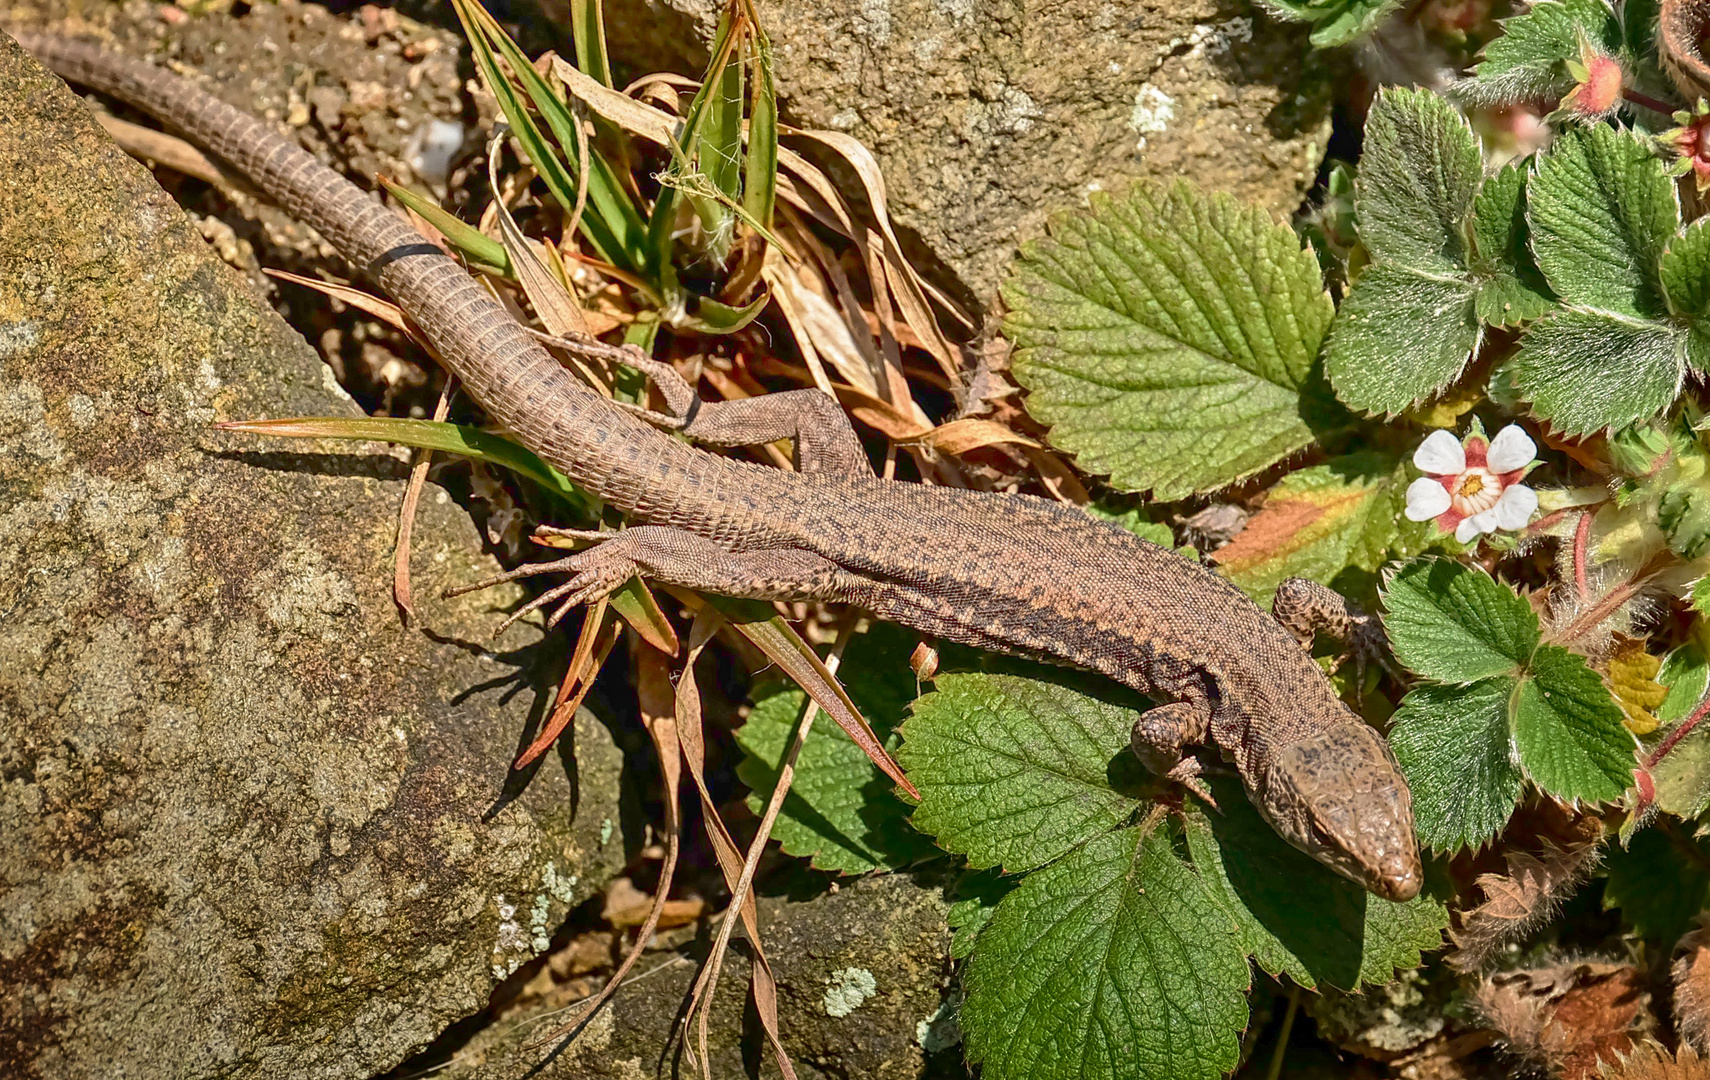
[13,33,1421,900]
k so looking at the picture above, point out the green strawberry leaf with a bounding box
[1381,559,1541,683]
[947,868,1018,960]
[1662,217,1710,375]
[1213,452,1420,607]
[899,670,1152,872]
[1182,780,1449,990]
[1528,124,1679,320]
[1354,86,1482,274]
[1660,642,1710,724]
[1513,645,1636,803]
[1389,679,1526,852]
[1602,824,1710,945]
[1005,181,1338,500]
[1085,504,1181,551]
[1469,159,1556,327]
[1324,267,1481,415]
[1261,0,1407,47]
[1381,558,1630,825]
[907,660,1450,1080]
[734,625,938,874]
[959,825,1251,1080]
[1305,0,1407,47]
[1662,216,1710,320]
[1460,0,1624,107]
[1504,310,1683,435]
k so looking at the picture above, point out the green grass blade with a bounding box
[449,0,643,275]
[569,0,614,88]
[742,20,778,230]
[379,178,511,276]
[457,0,650,276]
[682,291,770,334]
[703,41,743,202]
[644,8,744,288]
[608,578,679,655]
[217,417,597,515]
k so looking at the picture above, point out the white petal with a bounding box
[1455,515,1488,544]
[1488,484,1539,530]
[1413,429,1466,475]
[1404,477,1453,521]
[1486,425,1538,473]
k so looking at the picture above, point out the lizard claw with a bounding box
[534,525,613,546]
[1177,775,1219,811]
[1332,613,1401,695]
[1165,757,1218,811]
[443,531,637,636]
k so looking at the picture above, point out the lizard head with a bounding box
[1258,722,1422,902]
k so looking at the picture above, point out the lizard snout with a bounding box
[1374,859,1422,903]
[1261,723,1423,902]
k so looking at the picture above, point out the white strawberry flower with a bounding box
[1404,425,1540,544]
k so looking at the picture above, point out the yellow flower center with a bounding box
[1450,467,1502,518]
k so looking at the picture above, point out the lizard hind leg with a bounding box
[1131,700,1216,805]
[1270,577,1390,679]
[445,524,867,636]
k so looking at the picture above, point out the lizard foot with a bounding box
[1165,756,1218,810]
[443,529,638,636]
[1271,577,1396,687]
[1131,700,1217,805]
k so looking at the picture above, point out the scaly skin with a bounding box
[14,31,1422,901]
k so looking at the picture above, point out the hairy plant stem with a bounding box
[1557,552,1672,643]
[1645,690,1710,772]
[1572,510,1599,602]
[1624,87,1680,116]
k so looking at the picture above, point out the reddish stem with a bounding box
[1573,511,1593,602]
[1624,88,1680,117]
[1524,508,1574,535]
[1558,552,1673,643]
[1645,692,1710,772]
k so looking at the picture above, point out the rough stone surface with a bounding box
[0,31,629,1079]
[588,0,1334,307]
[3,0,478,412]
[443,873,955,1079]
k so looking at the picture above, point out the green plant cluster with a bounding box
[742,6,1710,1078]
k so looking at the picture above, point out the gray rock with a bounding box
[443,873,954,1079]
[0,31,628,1079]
[588,0,1334,306]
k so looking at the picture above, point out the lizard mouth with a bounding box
[1373,862,1422,903]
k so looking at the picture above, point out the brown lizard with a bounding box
[15,31,1423,902]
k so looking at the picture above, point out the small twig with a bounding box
[1264,985,1301,1080]
[684,616,856,1072]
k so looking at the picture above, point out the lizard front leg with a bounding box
[448,525,865,633]
[1130,700,1216,804]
